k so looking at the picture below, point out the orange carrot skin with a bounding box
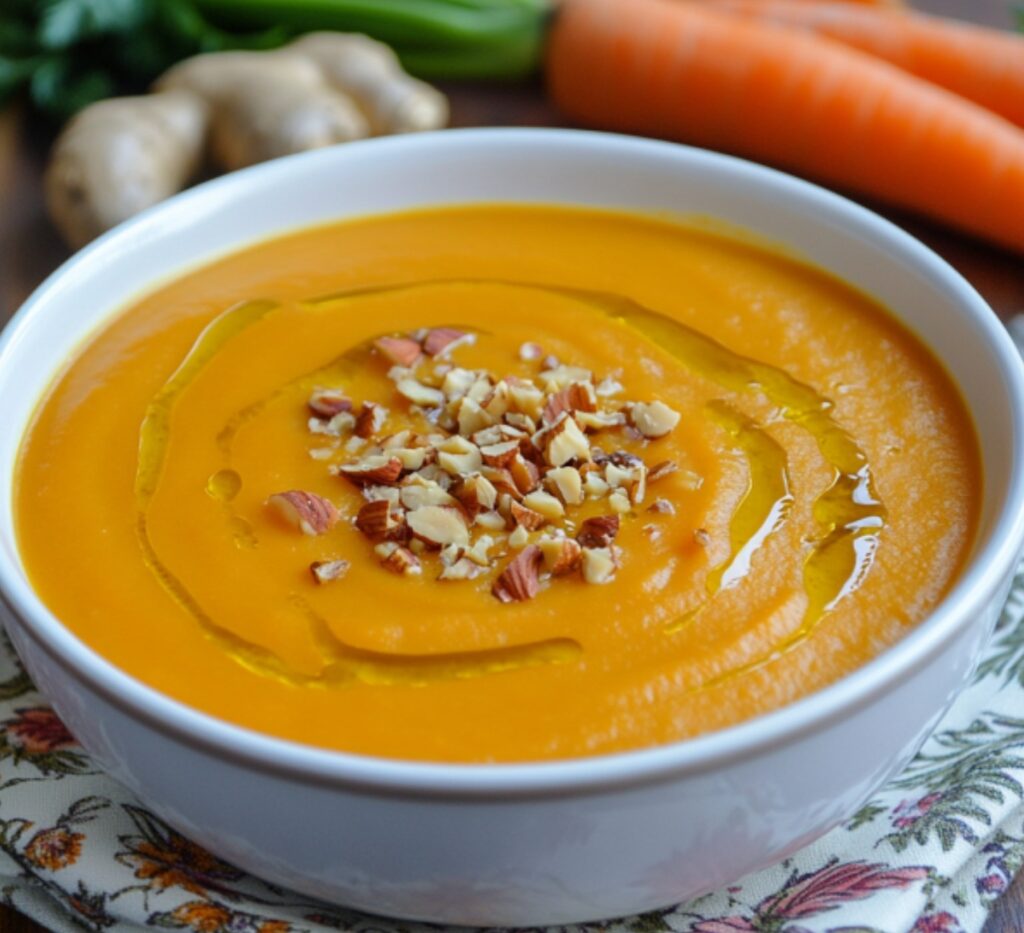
[547,0,1024,253]
[707,0,1024,130]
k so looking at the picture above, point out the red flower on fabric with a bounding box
[4,707,76,754]
[892,792,942,829]
[760,861,930,919]
[911,911,960,933]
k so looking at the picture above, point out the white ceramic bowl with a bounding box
[1,129,1023,927]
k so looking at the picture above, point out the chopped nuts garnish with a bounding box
[630,400,681,439]
[510,500,547,531]
[543,415,591,467]
[308,389,352,419]
[354,401,388,439]
[522,490,565,522]
[424,327,472,357]
[310,559,350,584]
[355,500,405,541]
[577,514,620,548]
[648,460,678,483]
[545,466,584,506]
[268,490,339,536]
[648,498,676,515]
[374,336,422,367]
[336,455,403,486]
[283,327,685,598]
[406,505,470,549]
[492,545,542,602]
[539,536,582,576]
[581,546,617,584]
[397,378,445,408]
[480,439,520,468]
[455,473,497,517]
[378,542,422,576]
[694,528,711,547]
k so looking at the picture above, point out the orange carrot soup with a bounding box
[14,205,980,762]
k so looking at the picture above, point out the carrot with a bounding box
[546,0,1024,253]
[704,0,1024,129]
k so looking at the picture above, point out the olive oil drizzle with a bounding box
[136,276,885,691]
[135,297,579,686]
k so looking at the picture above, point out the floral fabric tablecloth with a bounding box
[2,567,1024,933]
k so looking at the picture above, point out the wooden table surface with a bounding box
[2,3,1024,930]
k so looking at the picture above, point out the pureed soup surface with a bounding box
[16,205,980,763]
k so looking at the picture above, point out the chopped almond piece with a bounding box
[438,436,483,475]
[456,474,498,516]
[407,505,470,548]
[374,336,422,367]
[474,510,507,530]
[510,501,546,531]
[439,558,483,581]
[354,401,387,439]
[584,472,610,500]
[472,425,505,447]
[545,466,584,506]
[504,412,537,433]
[480,439,520,468]
[694,528,711,547]
[397,378,445,408]
[630,464,648,506]
[579,411,626,432]
[391,447,432,471]
[492,545,542,603]
[544,415,591,467]
[424,328,471,357]
[308,389,352,419]
[539,365,593,392]
[483,381,512,419]
[336,455,403,486]
[457,397,495,437]
[355,500,405,541]
[630,400,681,439]
[508,381,545,420]
[363,485,401,506]
[648,498,676,515]
[309,412,356,437]
[508,454,541,495]
[508,524,531,549]
[522,490,565,522]
[539,536,581,576]
[648,460,678,483]
[267,490,339,536]
[581,546,617,584]
[379,543,422,576]
[595,376,624,397]
[482,466,522,500]
[442,367,476,401]
[542,382,598,425]
[310,559,350,584]
[400,475,457,510]
[609,490,632,514]
[465,535,495,566]
[577,514,619,548]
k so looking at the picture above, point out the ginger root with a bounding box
[156,51,369,171]
[289,33,449,135]
[45,34,449,249]
[45,90,208,249]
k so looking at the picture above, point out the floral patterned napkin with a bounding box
[0,565,1023,933]
[0,220,1017,933]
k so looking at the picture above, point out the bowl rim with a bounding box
[2,127,1023,799]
